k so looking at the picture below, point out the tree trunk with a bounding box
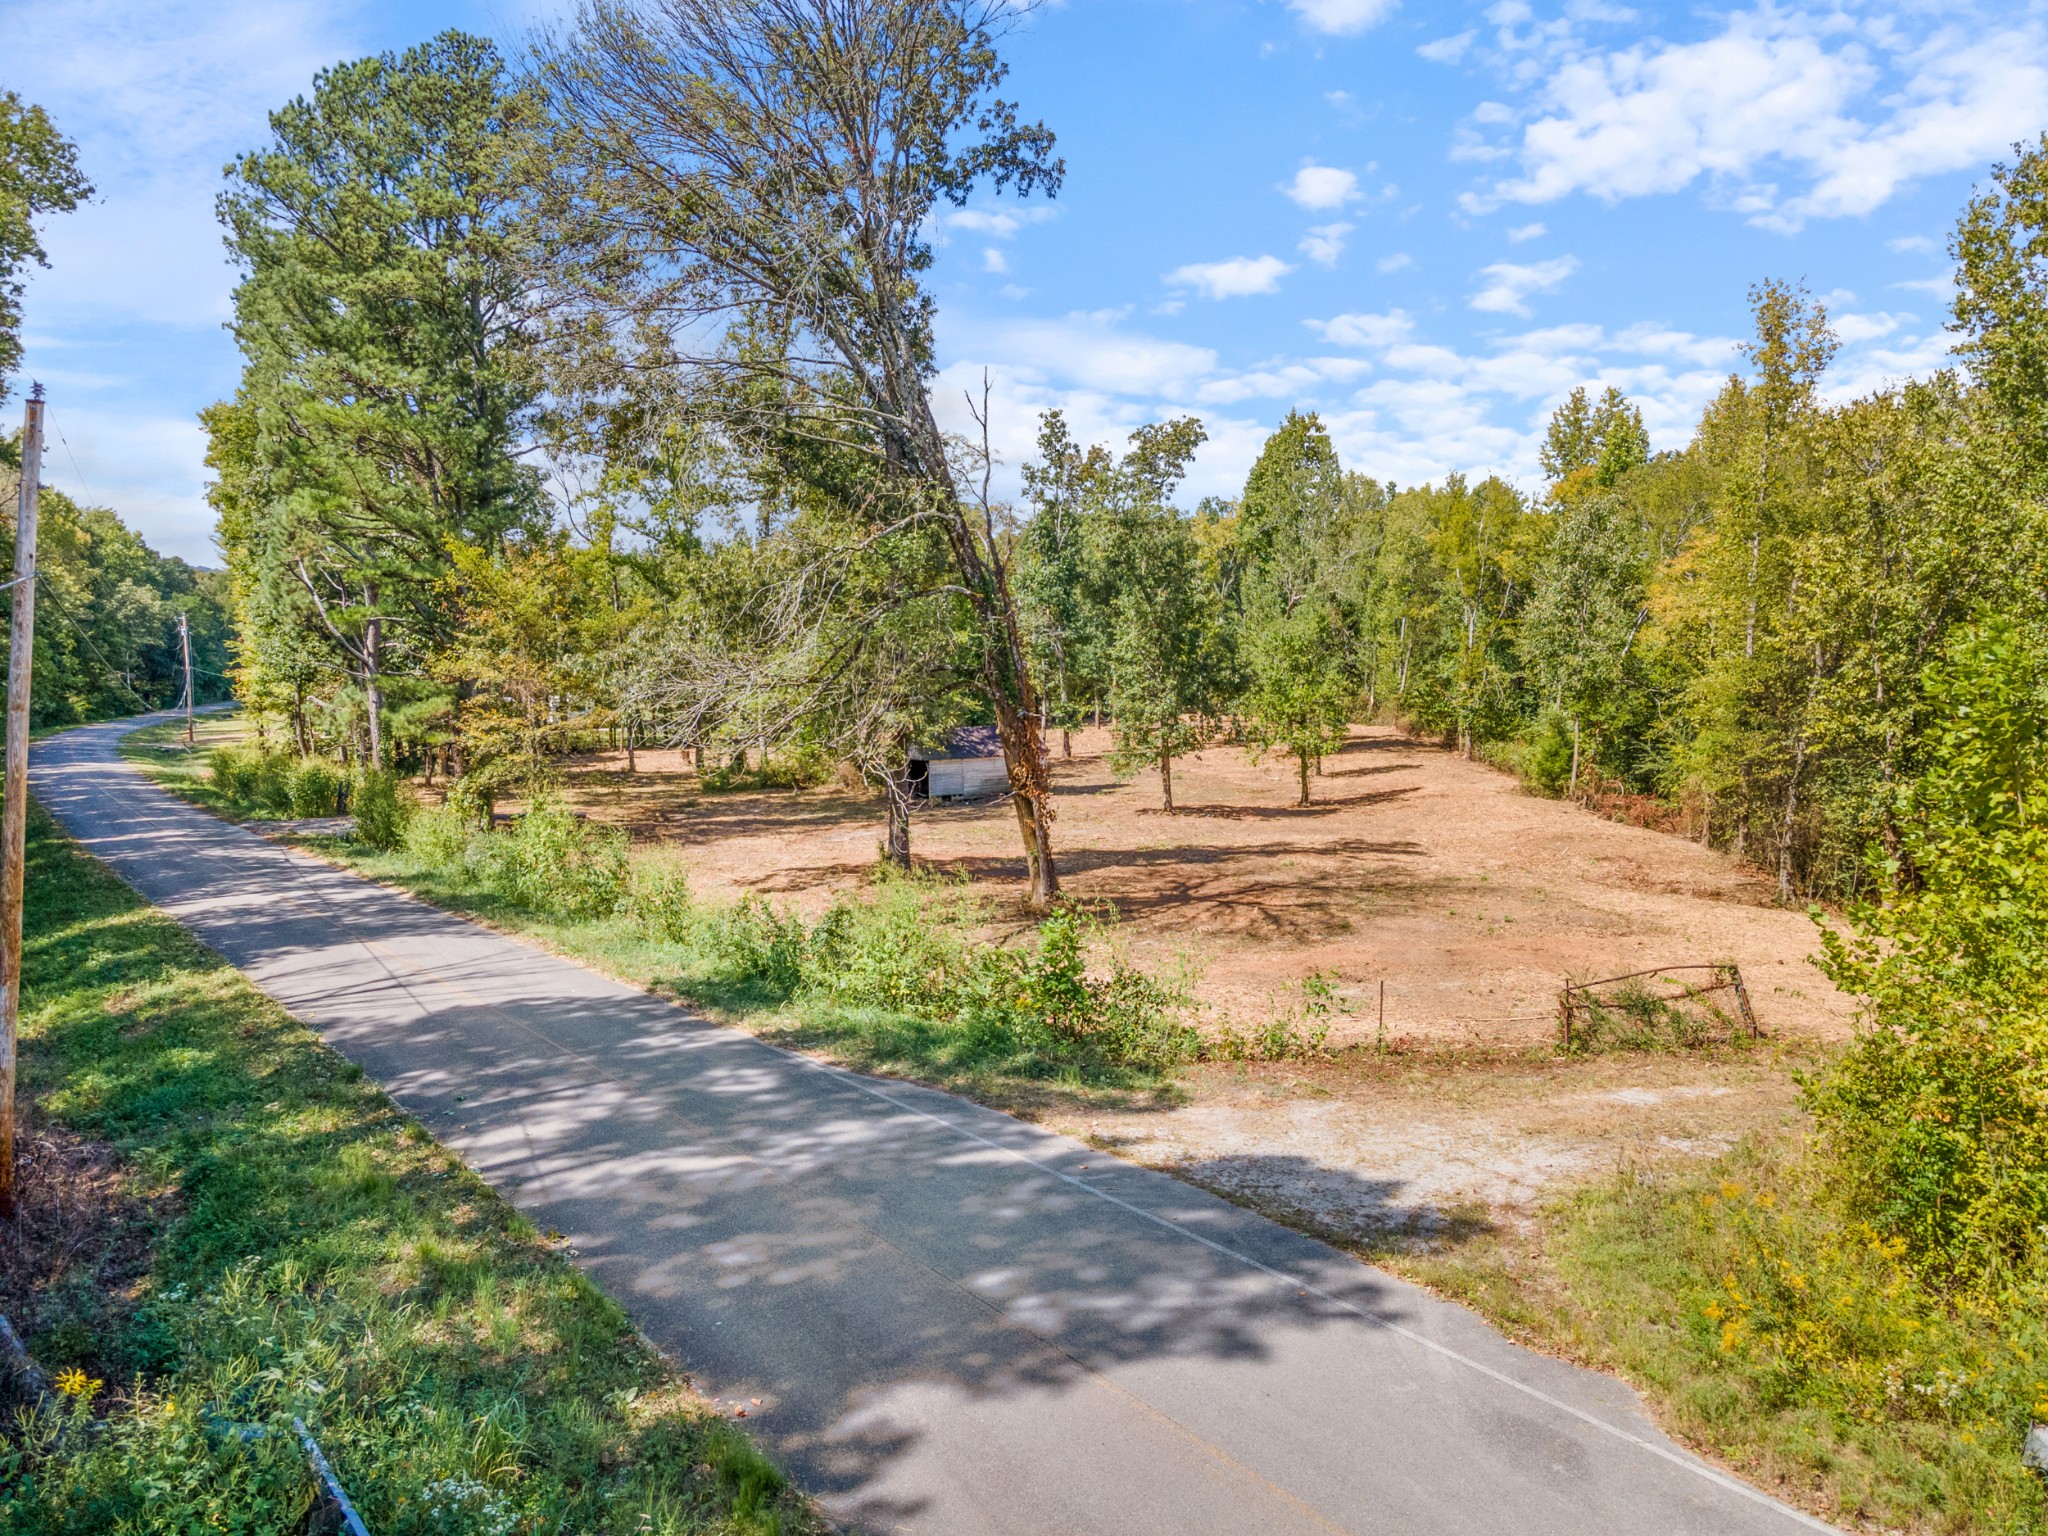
[693,742,704,774]
[625,719,637,775]
[1297,751,1311,808]
[883,751,913,871]
[1778,738,1807,903]
[1061,727,1071,759]
[363,606,383,769]
[1159,745,1173,811]
[993,693,1059,908]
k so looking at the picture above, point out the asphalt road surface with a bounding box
[32,714,1838,1535]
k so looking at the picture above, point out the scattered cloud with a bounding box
[1165,254,1293,299]
[1891,275,1956,297]
[1831,311,1905,344]
[1299,223,1354,266]
[982,247,1009,274]
[1377,252,1415,273]
[1469,255,1580,315]
[1419,31,1476,63]
[939,206,1059,240]
[1506,221,1547,242]
[1281,164,1361,209]
[1462,8,2048,231]
[1288,0,1400,37]
[1309,310,1416,347]
[1888,234,1939,254]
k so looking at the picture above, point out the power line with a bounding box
[27,572,166,715]
[45,412,100,512]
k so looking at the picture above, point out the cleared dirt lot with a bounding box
[547,724,1854,1237]
[565,724,1852,1051]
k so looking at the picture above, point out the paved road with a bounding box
[33,714,1835,1535]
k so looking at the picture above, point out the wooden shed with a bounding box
[909,726,1008,802]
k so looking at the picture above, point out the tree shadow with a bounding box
[29,720,1812,1536]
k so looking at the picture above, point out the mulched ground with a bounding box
[0,1109,167,1399]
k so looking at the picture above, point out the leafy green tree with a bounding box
[215,31,543,765]
[0,93,90,396]
[1089,420,1221,809]
[1540,385,1649,491]
[1240,600,1353,807]
[1018,410,1114,748]
[1809,619,2048,1283]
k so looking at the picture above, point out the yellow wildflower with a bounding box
[53,1368,100,1399]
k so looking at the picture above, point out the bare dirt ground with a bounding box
[547,725,1854,1238]
[563,724,1852,1050]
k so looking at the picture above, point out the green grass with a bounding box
[1395,1139,2048,1535]
[121,716,1198,1108]
[0,800,815,1536]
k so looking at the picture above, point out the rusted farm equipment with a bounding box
[1557,963,1758,1052]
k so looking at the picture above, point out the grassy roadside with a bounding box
[120,716,1203,1110]
[0,798,816,1536]
[120,716,2048,1534]
[1390,1144,2047,1535]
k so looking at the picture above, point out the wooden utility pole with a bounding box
[179,611,193,746]
[1,384,46,1222]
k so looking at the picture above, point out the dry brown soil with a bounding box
[562,724,1851,1050]
[546,725,1855,1235]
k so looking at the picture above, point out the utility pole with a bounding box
[179,611,193,747]
[1,385,46,1222]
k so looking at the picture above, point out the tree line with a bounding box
[194,4,2048,917]
[0,443,233,726]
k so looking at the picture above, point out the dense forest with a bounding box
[0,439,233,725]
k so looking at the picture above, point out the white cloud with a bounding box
[1195,357,1373,406]
[40,406,216,563]
[1464,9,2048,232]
[1892,275,1955,297]
[1165,254,1293,299]
[1419,31,1476,63]
[1299,223,1354,266]
[942,206,1059,239]
[1832,311,1905,344]
[944,310,1218,398]
[982,247,1009,274]
[1469,255,1580,315]
[1888,234,1938,254]
[1281,164,1361,209]
[1377,252,1414,273]
[1289,0,1399,37]
[1506,221,1547,242]
[1308,310,1415,347]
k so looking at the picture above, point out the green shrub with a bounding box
[693,880,1198,1074]
[402,803,473,869]
[625,860,694,943]
[349,768,413,851]
[1526,711,1575,795]
[206,743,254,801]
[249,751,294,817]
[1808,619,2048,1286]
[287,757,343,818]
[478,801,627,919]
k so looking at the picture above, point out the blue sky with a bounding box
[9,0,2045,564]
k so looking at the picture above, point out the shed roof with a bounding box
[912,725,1003,761]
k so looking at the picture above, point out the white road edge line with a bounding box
[823,1071,1840,1535]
